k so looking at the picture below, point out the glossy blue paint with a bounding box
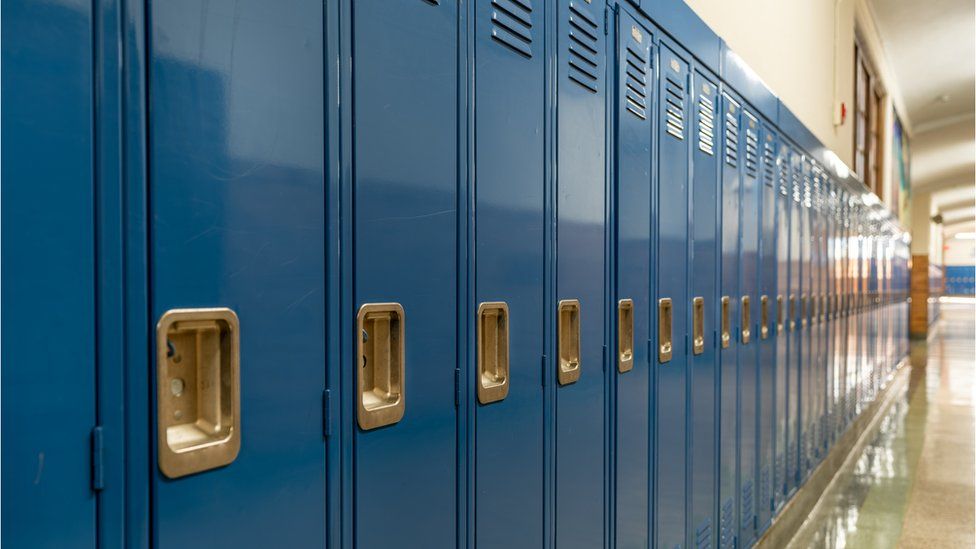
[147,1,327,547]
[788,146,804,494]
[655,38,691,549]
[472,0,546,544]
[718,90,742,549]
[721,45,779,124]
[688,66,720,549]
[2,1,97,547]
[554,1,609,547]
[640,0,723,75]
[757,123,778,531]
[799,157,814,479]
[351,1,459,547]
[613,9,653,547]
[736,107,761,546]
[774,139,793,509]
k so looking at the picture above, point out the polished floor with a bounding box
[788,299,976,549]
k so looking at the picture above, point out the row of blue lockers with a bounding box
[945,265,976,295]
[2,0,911,548]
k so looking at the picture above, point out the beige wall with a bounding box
[684,0,857,168]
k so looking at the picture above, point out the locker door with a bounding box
[555,1,607,545]
[2,2,97,546]
[148,2,327,546]
[809,170,822,463]
[614,11,652,547]
[737,109,761,545]
[773,141,791,508]
[688,68,719,549]
[787,147,802,493]
[717,92,741,549]
[352,2,458,547]
[473,0,546,545]
[799,158,812,478]
[655,40,690,549]
[757,125,778,531]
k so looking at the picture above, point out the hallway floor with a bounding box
[788,299,976,549]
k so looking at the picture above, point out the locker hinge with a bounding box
[91,426,105,491]
[454,368,461,408]
[604,8,608,35]
[322,389,332,437]
[541,354,547,387]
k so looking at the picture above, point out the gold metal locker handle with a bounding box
[740,296,751,344]
[477,302,510,404]
[692,297,705,355]
[800,294,808,328]
[788,294,796,331]
[760,295,769,339]
[156,308,241,479]
[357,303,406,430]
[819,294,826,323]
[618,299,635,373]
[658,298,673,363]
[811,294,818,325]
[557,300,581,385]
[776,295,784,333]
[720,296,731,349]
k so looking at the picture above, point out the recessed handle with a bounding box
[740,295,751,344]
[760,295,769,340]
[776,295,784,333]
[789,294,796,331]
[357,303,405,430]
[558,299,581,385]
[692,296,705,355]
[477,302,510,404]
[156,308,241,479]
[658,298,673,363]
[720,296,731,349]
[617,299,634,373]
[800,294,808,328]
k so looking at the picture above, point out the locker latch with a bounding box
[617,299,635,373]
[760,295,769,340]
[658,298,673,363]
[357,303,406,430]
[477,302,510,404]
[156,308,241,479]
[558,300,581,385]
[776,295,784,334]
[692,297,705,355]
[720,296,731,349]
[740,296,751,344]
[789,294,797,331]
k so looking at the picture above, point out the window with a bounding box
[854,42,885,199]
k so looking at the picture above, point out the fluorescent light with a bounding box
[954,232,976,240]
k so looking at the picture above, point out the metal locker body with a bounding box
[718,91,741,549]
[799,157,813,478]
[614,9,653,547]
[352,2,459,547]
[688,67,720,549]
[555,0,608,545]
[736,108,761,546]
[773,141,792,509]
[147,1,327,545]
[654,39,691,549]
[473,0,546,544]
[809,167,823,462]
[757,123,778,531]
[2,2,98,546]
[787,147,803,494]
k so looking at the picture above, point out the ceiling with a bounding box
[866,0,975,128]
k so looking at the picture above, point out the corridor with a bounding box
[788,299,976,548]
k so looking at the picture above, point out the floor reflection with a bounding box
[787,299,975,548]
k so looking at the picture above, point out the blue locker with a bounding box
[799,156,813,478]
[717,91,741,549]
[555,0,608,545]
[809,169,823,462]
[773,140,792,508]
[352,1,458,547]
[473,0,546,545]
[787,147,803,492]
[2,2,97,546]
[654,39,691,549]
[757,125,778,531]
[148,1,327,546]
[614,9,653,547]
[688,66,720,549]
[736,108,761,545]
